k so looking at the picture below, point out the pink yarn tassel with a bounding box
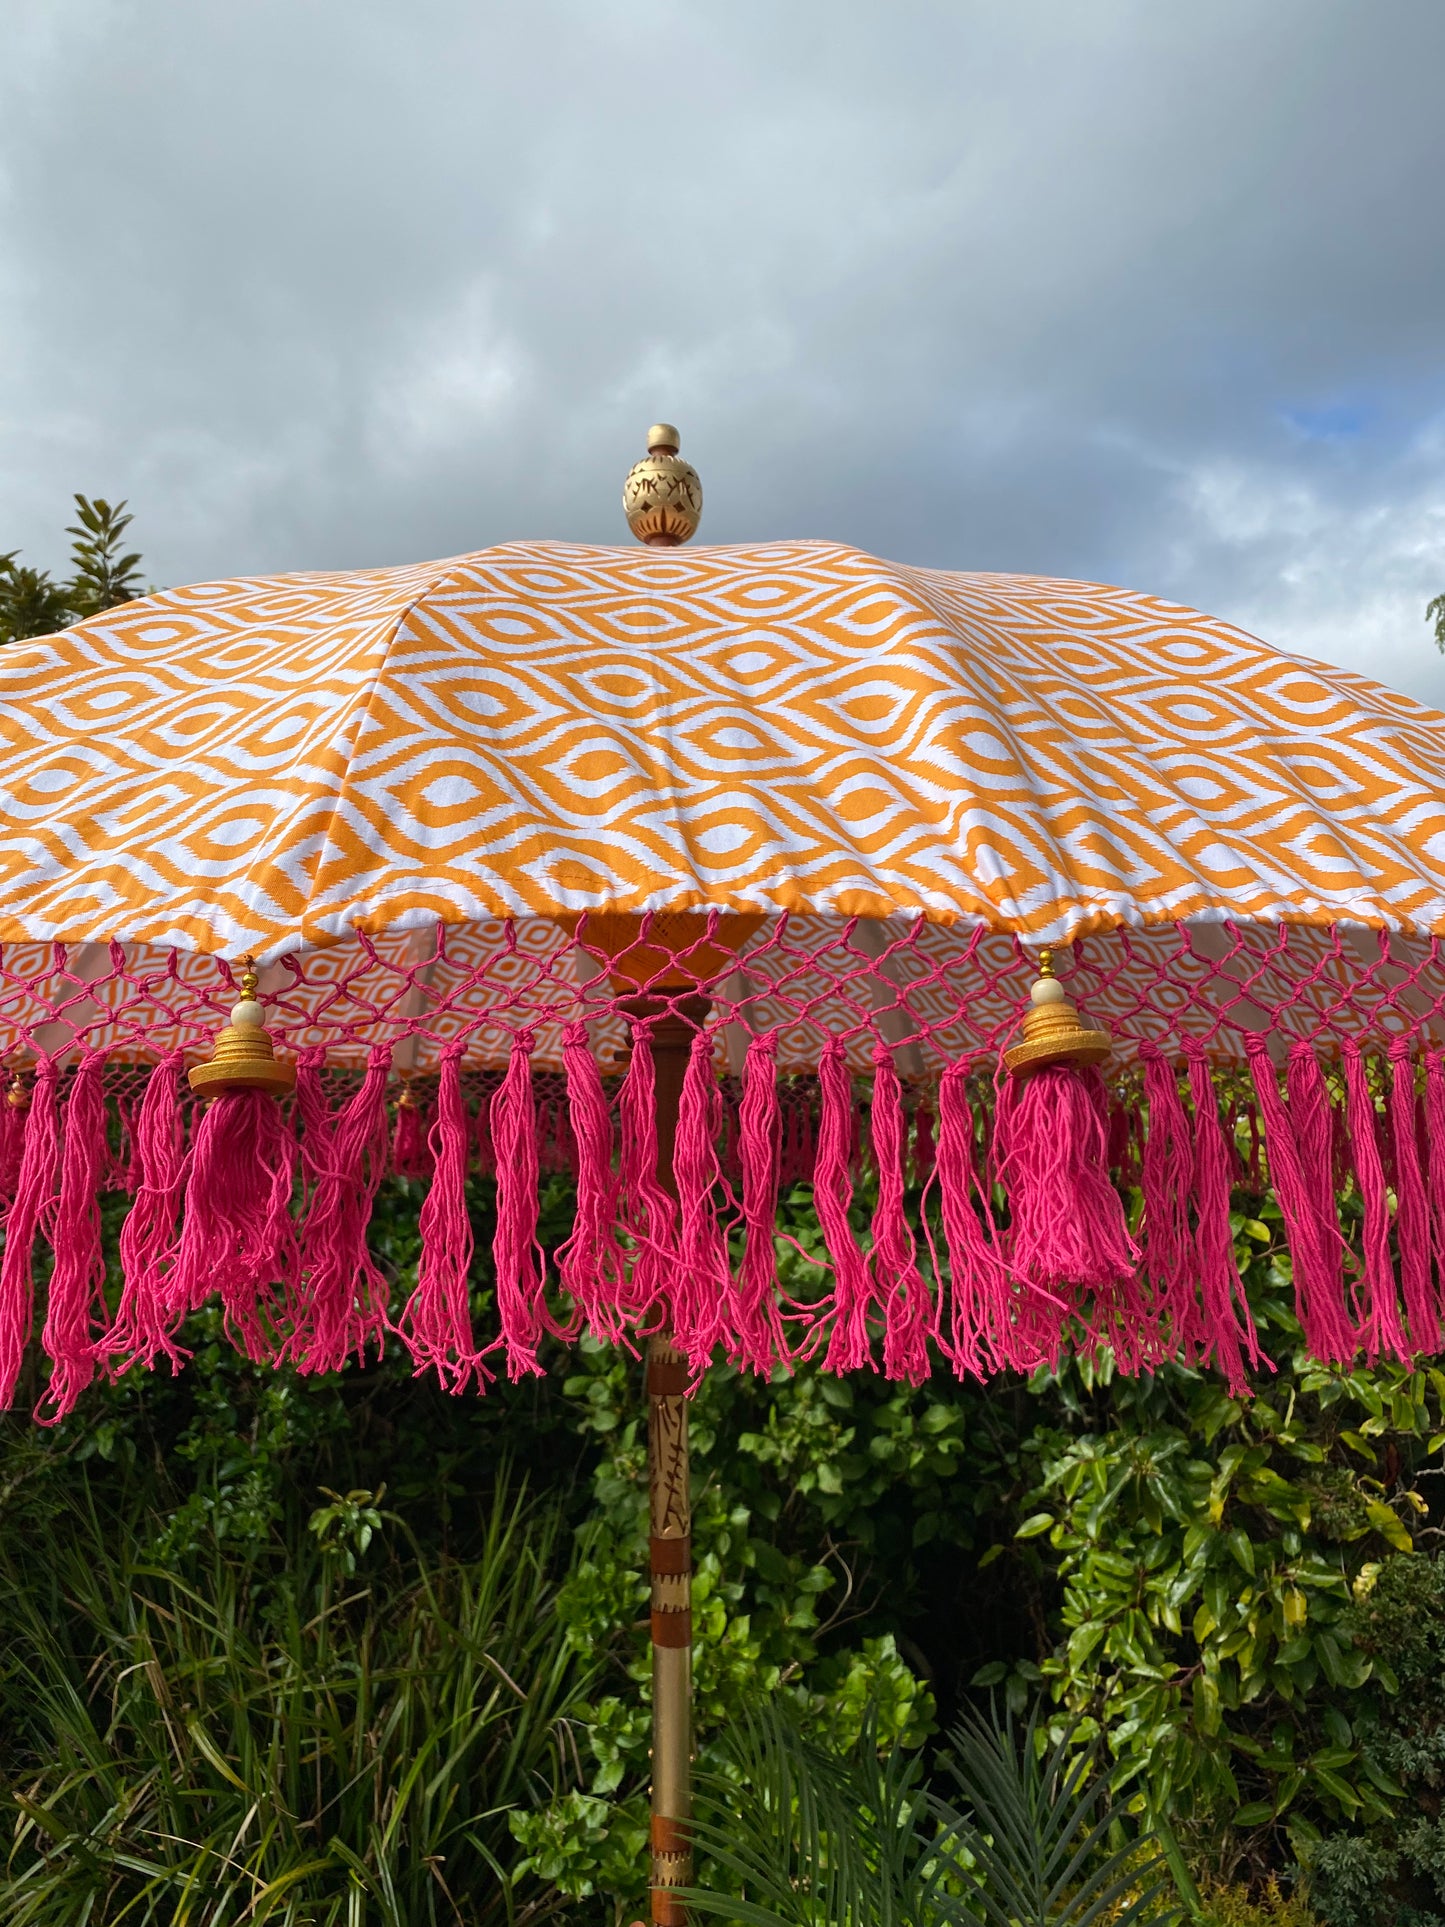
[1245,1038,1355,1362]
[934,1062,1029,1375]
[618,1023,678,1327]
[870,1045,933,1384]
[1342,1043,1408,1363]
[0,1081,26,1206]
[390,1083,431,1179]
[817,1038,875,1373]
[1425,1054,1445,1295]
[171,1088,299,1363]
[290,1046,392,1374]
[105,1054,188,1375]
[490,1032,547,1380]
[993,1065,1139,1347]
[1185,1049,1263,1393]
[732,1032,787,1377]
[37,1053,110,1423]
[1285,1046,1347,1300]
[671,1029,733,1371]
[556,1023,627,1341]
[1388,1045,1436,1348]
[401,1046,487,1391]
[0,1062,60,1407]
[1139,1048,1194,1341]
[474,1085,495,1177]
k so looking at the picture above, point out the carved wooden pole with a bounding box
[632,996,708,1927]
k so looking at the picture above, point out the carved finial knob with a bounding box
[624,425,702,547]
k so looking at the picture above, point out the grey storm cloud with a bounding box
[2,0,1444,702]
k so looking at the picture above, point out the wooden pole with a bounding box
[630,996,707,1927]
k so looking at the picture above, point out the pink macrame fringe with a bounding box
[556,1021,628,1341]
[1246,1037,1356,1363]
[1388,1044,1437,1349]
[0,1083,27,1206]
[289,1047,392,1375]
[1185,1047,1263,1393]
[490,1032,548,1380]
[618,1021,678,1332]
[0,1062,61,1409]
[37,1054,110,1423]
[733,1032,787,1377]
[934,1062,1036,1375]
[17,1021,1445,1405]
[171,1087,299,1363]
[1426,1054,1445,1302]
[1140,1049,1193,1333]
[870,1045,933,1385]
[105,1052,188,1375]
[401,1047,487,1391]
[817,1038,876,1373]
[671,1028,733,1373]
[1342,1042,1410,1364]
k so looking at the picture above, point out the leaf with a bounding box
[1364,1500,1413,1551]
[1232,1800,1274,1826]
[1014,1512,1055,1539]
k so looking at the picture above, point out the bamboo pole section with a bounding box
[632,997,706,1927]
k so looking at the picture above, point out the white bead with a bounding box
[1030,978,1067,1006]
[230,1000,265,1028]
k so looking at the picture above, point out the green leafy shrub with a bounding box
[0,1480,596,1925]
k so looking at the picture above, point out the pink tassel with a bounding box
[1246,1038,1355,1362]
[490,1032,547,1380]
[870,1045,933,1384]
[556,1023,627,1341]
[390,1082,431,1179]
[289,1045,392,1374]
[171,1088,299,1362]
[1341,1043,1408,1362]
[1388,1045,1436,1348]
[105,1054,188,1375]
[474,1084,495,1177]
[817,1038,875,1373]
[934,1063,1018,1373]
[993,1065,1140,1354]
[1425,1054,1445,1296]
[618,1022,678,1328]
[36,1053,110,1423]
[732,1032,786,1377]
[0,1062,60,1408]
[1286,1047,1347,1301]
[1185,1049,1263,1393]
[1139,1049,1194,1340]
[401,1046,487,1390]
[912,1098,936,1187]
[671,1029,734,1372]
[0,1079,26,1207]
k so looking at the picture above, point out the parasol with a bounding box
[3,422,1445,1919]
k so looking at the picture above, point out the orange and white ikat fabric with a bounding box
[2,539,1443,951]
[0,539,1443,1067]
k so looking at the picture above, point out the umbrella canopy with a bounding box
[1,536,1445,1421]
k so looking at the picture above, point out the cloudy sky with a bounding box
[3,0,1444,703]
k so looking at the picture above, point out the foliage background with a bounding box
[4,1170,1445,1925]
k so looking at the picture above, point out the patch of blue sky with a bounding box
[1281,399,1377,441]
